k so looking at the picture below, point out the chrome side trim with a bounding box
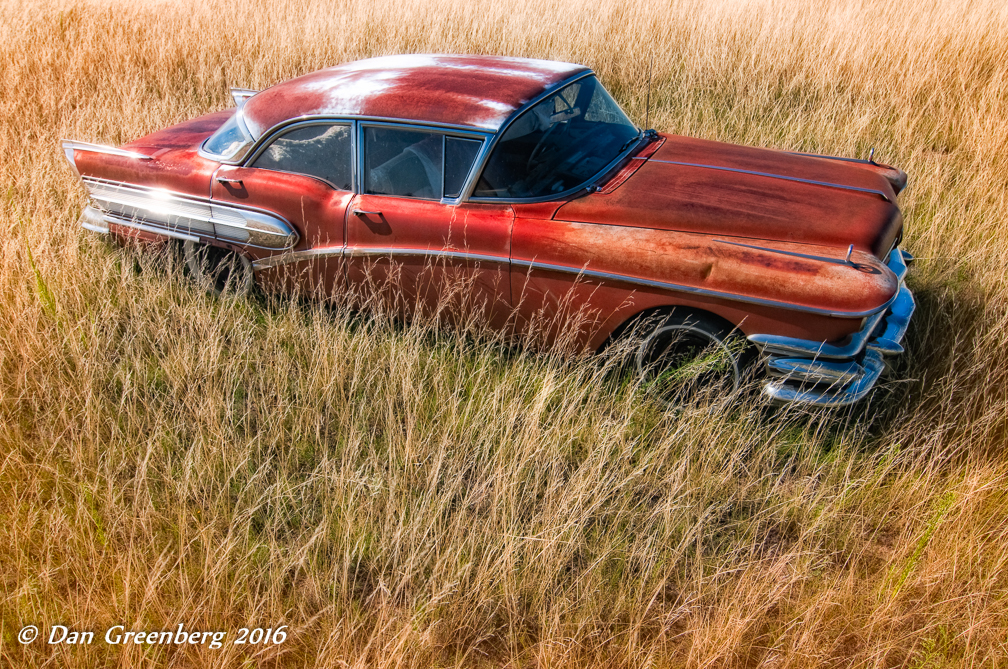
[252,247,344,270]
[107,215,201,243]
[81,221,109,234]
[347,246,510,264]
[81,177,298,249]
[648,158,892,202]
[253,245,512,271]
[714,238,865,266]
[61,139,152,164]
[265,245,882,321]
[512,258,891,318]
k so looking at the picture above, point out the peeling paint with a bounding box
[242,55,588,137]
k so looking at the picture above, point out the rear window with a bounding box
[203,111,254,161]
[253,123,353,190]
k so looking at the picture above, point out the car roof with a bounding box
[240,54,590,138]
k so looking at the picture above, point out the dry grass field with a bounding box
[2,0,1008,665]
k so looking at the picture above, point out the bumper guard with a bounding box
[748,248,915,407]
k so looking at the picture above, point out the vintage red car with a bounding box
[62,54,914,407]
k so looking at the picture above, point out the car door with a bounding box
[347,124,513,326]
[212,121,355,298]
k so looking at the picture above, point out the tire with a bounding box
[634,310,750,404]
[183,241,254,298]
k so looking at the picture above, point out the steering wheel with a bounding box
[526,122,566,171]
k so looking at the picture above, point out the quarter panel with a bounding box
[73,110,233,197]
[212,165,353,297]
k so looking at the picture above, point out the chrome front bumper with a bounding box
[748,248,915,408]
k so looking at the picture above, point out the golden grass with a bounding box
[2,0,1008,665]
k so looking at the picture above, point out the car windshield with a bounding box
[203,110,254,161]
[473,76,638,199]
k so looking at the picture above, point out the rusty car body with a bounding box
[62,54,914,407]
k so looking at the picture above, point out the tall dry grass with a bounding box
[2,0,1007,666]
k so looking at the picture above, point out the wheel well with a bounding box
[598,305,742,353]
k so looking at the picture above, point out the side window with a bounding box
[364,127,443,200]
[253,123,353,191]
[444,137,482,198]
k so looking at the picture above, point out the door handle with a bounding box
[215,176,244,187]
[352,208,382,217]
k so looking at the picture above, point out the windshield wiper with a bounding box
[618,131,645,155]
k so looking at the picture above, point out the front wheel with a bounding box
[635,311,749,405]
[183,241,254,298]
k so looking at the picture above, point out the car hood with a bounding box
[555,134,905,260]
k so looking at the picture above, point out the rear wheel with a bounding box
[635,311,749,405]
[183,241,254,298]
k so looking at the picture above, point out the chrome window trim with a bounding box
[461,71,645,204]
[197,104,256,163]
[230,115,491,203]
[443,135,485,201]
[251,113,494,144]
[244,119,358,193]
[196,70,636,205]
[356,120,490,205]
[206,73,612,204]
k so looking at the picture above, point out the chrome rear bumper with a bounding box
[748,248,915,408]
[74,178,299,250]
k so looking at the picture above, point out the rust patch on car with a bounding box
[243,55,588,137]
